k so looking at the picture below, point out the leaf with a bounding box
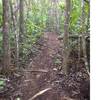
[0,80,5,90]
[0,80,5,86]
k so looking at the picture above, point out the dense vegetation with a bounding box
[0,0,90,100]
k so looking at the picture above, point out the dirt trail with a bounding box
[21,32,89,100]
[0,32,89,100]
[22,32,63,100]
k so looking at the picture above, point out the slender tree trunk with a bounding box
[2,0,10,74]
[19,0,24,42]
[63,0,71,75]
[86,0,90,33]
[55,0,59,33]
[10,0,19,67]
[19,0,24,60]
[81,0,89,73]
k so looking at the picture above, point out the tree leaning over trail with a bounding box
[63,0,71,75]
[2,0,11,74]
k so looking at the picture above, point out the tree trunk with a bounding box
[81,0,89,73]
[19,0,24,60]
[2,0,10,74]
[19,0,24,42]
[10,0,19,67]
[63,0,71,75]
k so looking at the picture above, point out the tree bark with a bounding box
[81,0,89,73]
[2,0,10,74]
[10,0,19,67]
[63,0,71,75]
[19,0,24,42]
[19,0,24,60]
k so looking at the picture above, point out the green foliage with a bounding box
[0,0,90,66]
[69,0,82,34]
[0,79,5,90]
[18,0,49,60]
[69,0,90,34]
[58,2,65,11]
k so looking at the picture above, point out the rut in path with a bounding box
[22,32,63,100]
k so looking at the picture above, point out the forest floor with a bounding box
[22,32,64,100]
[20,32,89,100]
[0,32,90,100]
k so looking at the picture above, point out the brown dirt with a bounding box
[20,32,89,100]
[21,32,64,100]
[0,32,89,100]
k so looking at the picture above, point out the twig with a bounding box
[28,88,52,100]
[23,69,48,73]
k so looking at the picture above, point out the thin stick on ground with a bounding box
[28,88,52,100]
